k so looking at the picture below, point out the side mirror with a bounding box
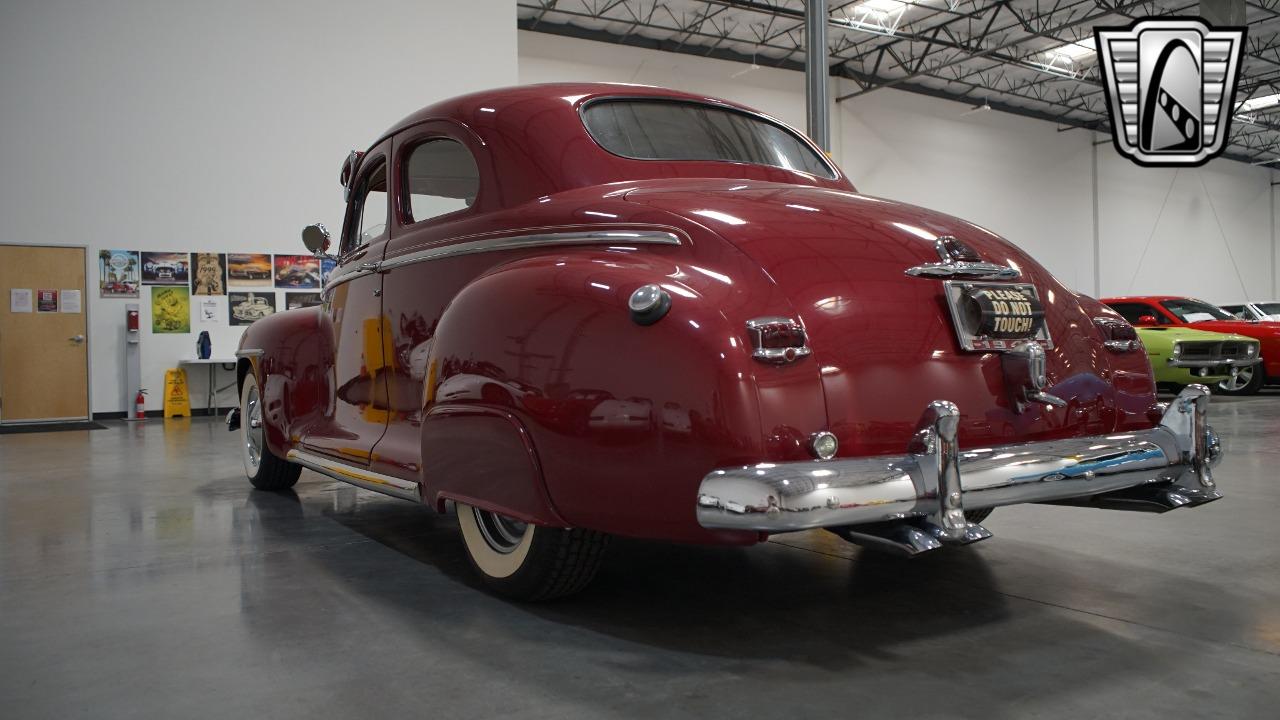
[301,223,332,257]
[1137,314,1158,326]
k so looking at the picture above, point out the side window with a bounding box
[1109,303,1154,325]
[342,158,388,255]
[403,139,479,224]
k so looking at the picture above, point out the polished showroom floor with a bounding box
[2,395,1278,719]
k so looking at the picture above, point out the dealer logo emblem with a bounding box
[1096,18,1246,167]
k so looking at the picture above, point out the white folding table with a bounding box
[178,358,239,415]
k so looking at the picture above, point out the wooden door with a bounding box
[0,245,89,422]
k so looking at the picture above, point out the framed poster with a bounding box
[227,253,273,288]
[99,249,140,297]
[229,291,277,326]
[285,292,323,310]
[141,252,190,285]
[151,286,191,333]
[273,254,321,289]
[36,289,59,312]
[190,252,227,295]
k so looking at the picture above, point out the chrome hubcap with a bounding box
[1220,367,1253,392]
[472,507,528,554]
[244,386,263,471]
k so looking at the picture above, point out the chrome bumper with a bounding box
[1166,357,1259,368]
[696,386,1222,546]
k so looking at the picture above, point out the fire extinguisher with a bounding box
[135,389,147,421]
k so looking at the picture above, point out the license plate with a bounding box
[942,281,1053,352]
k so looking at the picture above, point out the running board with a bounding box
[286,449,421,503]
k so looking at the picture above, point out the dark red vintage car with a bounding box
[1103,295,1280,395]
[228,83,1224,600]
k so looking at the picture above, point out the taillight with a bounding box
[1094,316,1140,352]
[745,317,811,364]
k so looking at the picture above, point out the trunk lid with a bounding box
[626,181,1149,456]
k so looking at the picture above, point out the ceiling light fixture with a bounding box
[1238,93,1280,113]
[837,0,908,38]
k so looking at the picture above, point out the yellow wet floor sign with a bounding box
[163,368,191,418]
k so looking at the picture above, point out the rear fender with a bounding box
[422,249,823,542]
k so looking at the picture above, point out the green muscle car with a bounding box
[1135,326,1261,389]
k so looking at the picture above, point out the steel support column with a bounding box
[805,0,830,151]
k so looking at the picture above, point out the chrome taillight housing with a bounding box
[745,317,811,364]
[1094,316,1141,352]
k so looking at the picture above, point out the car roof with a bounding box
[1099,295,1184,302]
[375,82,769,146]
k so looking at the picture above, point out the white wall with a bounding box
[518,30,1278,304]
[0,0,516,415]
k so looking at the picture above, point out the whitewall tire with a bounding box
[240,372,301,491]
[456,502,609,601]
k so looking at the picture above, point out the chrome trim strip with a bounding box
[378,230,681,272]
[234,349,263,359]
[906,261,1021,280]
[287,449,420,502]
[696,385,1222,533]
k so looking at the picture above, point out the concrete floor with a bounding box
[1,395,1278,720]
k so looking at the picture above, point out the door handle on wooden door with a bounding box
[69,335,85,344]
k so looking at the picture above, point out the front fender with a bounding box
[236,307,330,457]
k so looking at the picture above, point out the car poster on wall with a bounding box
[274,255,321,289]
[151,286,190,333]
[98,249,140,297]
[140,252,190,285]
[228,291,277,326]
[286,292,323,310]
[190,253,227,295]
[227,253,273,288]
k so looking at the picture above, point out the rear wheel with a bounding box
[1216,365,1264,395]
[240,373,300,491]
[456,503,608,601]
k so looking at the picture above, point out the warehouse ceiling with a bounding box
[518,0,1280,165]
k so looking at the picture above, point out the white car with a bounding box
[1220,301,1280,322]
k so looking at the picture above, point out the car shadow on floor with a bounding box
[239,483,1202,690]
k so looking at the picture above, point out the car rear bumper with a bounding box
[696,386,1221,541]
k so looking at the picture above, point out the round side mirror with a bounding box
[301,223,331,255]
[1137,315,1158,326]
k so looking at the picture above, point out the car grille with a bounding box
[1179,340,1253,361]
[1220,341,1250,359]
[1178,342,1217,359]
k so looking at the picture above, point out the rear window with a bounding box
[581,99,836,179]
[1160,298,1234,323]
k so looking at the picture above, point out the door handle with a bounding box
[69,334,85,344]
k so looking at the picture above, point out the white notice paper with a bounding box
[60,289,82,313]
[199,298,220,323]
[10,289,32,313]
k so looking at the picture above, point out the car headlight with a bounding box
[1172,342,1182,357]
[1248,343,1258,356]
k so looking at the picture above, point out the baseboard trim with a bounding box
[93,408,229,420]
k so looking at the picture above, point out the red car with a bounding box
[226,84,1223,600]
[1102,295,1280,395]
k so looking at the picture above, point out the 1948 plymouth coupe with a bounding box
[227,83,1224,600]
